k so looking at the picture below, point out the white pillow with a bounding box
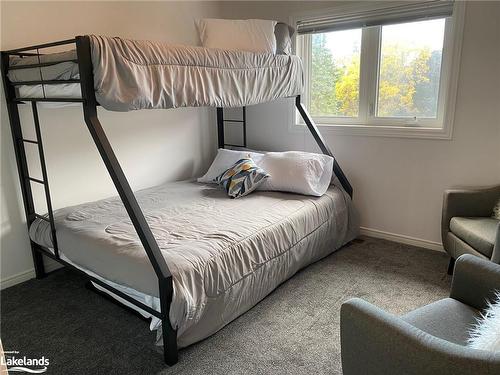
[198,148,264,184]
[196,18,278,53]
[257,151,333,197]
[468,292,500,352]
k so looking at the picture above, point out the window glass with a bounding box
[377,19,446,118]
[310,28,362,117]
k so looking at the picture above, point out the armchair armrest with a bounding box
[441,185,500,245]
[340,298,500,375]
[450,254,500,310]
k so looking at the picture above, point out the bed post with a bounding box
[295,96,353,198]
[75,36,178,365]
[216,107,225,148]
[1,52,46,278]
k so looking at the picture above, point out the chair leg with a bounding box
[447,257,455,275]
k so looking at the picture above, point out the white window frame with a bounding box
[292,1,465,139]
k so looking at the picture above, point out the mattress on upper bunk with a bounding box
[29,180,358,347]
[8,35,304,111]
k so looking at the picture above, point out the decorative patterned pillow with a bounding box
[492,198,500,220]
[214,158,269,198]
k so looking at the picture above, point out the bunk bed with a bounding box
[1,35,356,365]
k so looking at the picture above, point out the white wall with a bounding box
[222,1,500,248]
[0,1,223,287]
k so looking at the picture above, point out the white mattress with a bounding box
[29,180,358,347]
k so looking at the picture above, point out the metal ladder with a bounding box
[216,106,247,149]
[16,102,59,262]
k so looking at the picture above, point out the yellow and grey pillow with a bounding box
[215,158,269,198]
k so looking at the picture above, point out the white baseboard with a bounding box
[360,226,444,252]
[0,258,63,290]
[1,269,35,290]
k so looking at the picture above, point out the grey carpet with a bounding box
[1,236,452,374]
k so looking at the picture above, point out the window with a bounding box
[296,1,464,139]
[310,29,361,118]
[377,19,445,118]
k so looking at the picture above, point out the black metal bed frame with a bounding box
[1,35,352,366]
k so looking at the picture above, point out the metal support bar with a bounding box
[3,38,77,53]
[242,106,247,147]
[14,98,83,103]
[216,107,225,148]
[159,278,178,365]
[76,35,178,365]
[295,96,353,198]
[22,138,39,144]
[223,143,246,148]
[34,214,50,222]
[11,79,80,85]
[8,60,79,70]
[28,176,45,184]
[9,52,45,57]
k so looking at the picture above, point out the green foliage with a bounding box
[310,34,341,116]
[334,58,360,116]
[310,37,442,118]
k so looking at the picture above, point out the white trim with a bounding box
[360,226,444,252]
[0,259,62,290]
[1,269,36,290]
[292,1,465,140]
[295,122,454,140]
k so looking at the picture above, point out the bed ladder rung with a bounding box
[224,143,246,148]
[11,79,81,86]
[34,213,51,222]
[22,138,39,144]
[27,176,45,184]
[8,59,79,70]
[13,97,84,103]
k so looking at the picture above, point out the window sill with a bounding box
[294,122,453,140]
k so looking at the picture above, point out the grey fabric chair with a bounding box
[340,254,500,375]
[442,185,500,273]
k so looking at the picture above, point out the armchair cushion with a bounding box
[402,298,480,345]
[450,217,499,257]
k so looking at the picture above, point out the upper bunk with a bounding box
[4,35,303,111]
[2,35,352,199]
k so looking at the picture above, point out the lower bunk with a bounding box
[29,179,358,349]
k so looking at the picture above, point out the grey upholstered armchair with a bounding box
[340,254,500,375]
[442,185,500,273]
